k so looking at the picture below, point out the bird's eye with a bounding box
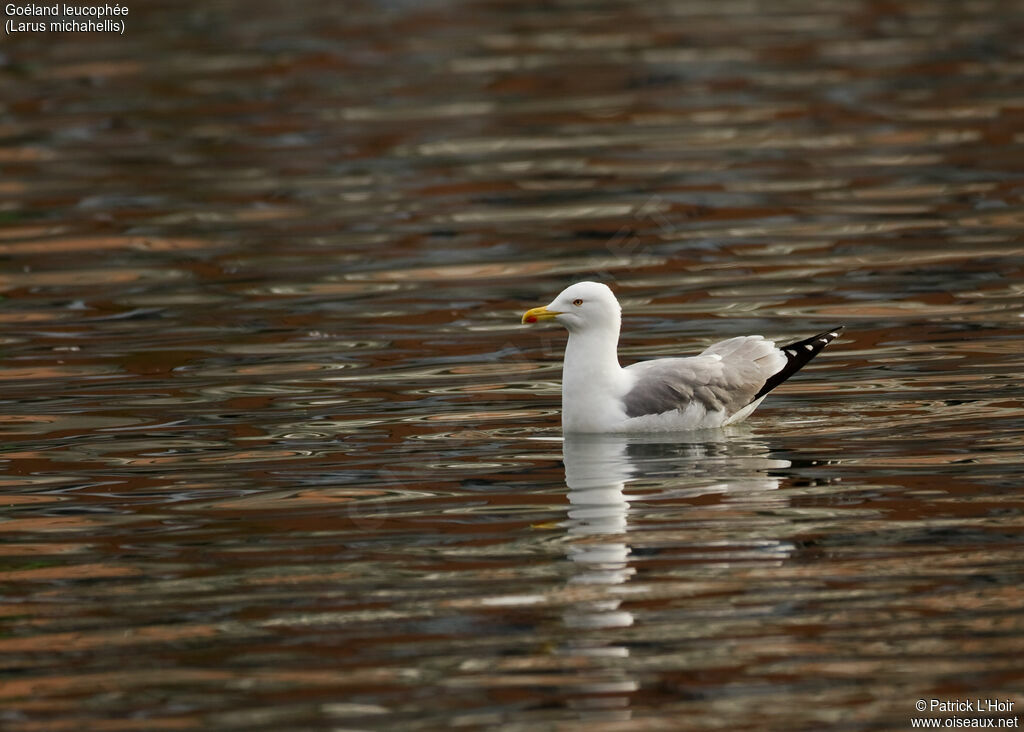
[572,298,583,306]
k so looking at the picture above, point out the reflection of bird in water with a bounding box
[559,432,792,721]
[561,431,793,631]
[562,432,785,607]
[522,281,842,433]
[563,434,636,632]
[559,434,638,722]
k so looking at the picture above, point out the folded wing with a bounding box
[620,328,843,420]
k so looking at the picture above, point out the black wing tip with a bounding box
[810,325,845,341]
[752,325,845,401]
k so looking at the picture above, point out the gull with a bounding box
[521,281,842,433]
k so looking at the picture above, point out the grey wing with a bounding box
[621,336,783,419]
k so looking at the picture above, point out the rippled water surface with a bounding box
[3,1,1024,729]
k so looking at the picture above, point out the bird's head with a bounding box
[521,281,621,335]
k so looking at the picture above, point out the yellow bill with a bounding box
[521,305,562,324]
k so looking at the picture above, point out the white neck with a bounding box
[561,324,624,431]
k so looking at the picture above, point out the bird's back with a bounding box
[621,336,785,424]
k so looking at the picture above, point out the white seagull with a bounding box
[521,281,842,433]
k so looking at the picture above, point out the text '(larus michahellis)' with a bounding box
[521,282,842,433]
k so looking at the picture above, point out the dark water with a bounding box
[3,1,1024,729]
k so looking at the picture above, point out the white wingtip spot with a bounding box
[803,343,814,351]
[785,349,796,357]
